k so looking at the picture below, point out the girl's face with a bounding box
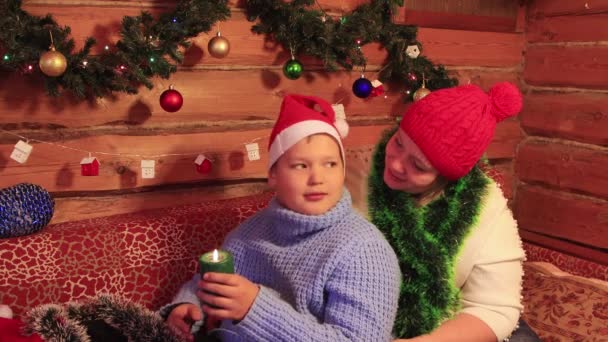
[383,128,440,194]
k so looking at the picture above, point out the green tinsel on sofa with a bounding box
[368,127,490,338]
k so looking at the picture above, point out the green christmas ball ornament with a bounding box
[283,59,303,80]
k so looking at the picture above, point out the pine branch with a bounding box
[246,0,458,101]
[0,0,230,99]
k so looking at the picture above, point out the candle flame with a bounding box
[212,249,219,262]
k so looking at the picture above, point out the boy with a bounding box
[161,94,401,341]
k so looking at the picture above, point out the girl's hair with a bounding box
[414,174,449,207]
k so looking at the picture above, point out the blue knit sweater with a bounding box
[169,190,401,341]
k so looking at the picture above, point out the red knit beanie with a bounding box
[399,82,523,180]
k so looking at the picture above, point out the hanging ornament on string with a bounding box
[283,47,303,80]
[369,80,385,98]
[413,74,431,102]
[194,154,213,174]
[159,84,183,112]
[208,26,230,59]
[406,44,420,59]
[352,73,373,98]
[39,31,67,77]
[80,154,100,177]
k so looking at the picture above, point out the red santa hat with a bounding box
[268,94,348,170]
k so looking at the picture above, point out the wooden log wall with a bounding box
[0,0,523,224]
[516,0,608,264]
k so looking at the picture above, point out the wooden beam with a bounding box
[0,68,519,130]
[485,118,523,160]
[0,69,407,130]
[399,10,516,33]
[521,230,608,266]
[527,0,608,17]
[517,140,608,199]
[514,185,608,250]
[515,3,526,33]
[524,45,608,89]
[527,12,608,43]
[522,92,608,146]
[51,181,269,224]
[416,28,523,67]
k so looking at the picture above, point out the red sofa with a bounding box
[1,191,606,341]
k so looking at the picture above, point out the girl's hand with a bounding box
[197,273,260,321]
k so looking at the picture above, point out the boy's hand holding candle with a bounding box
[197,249,259,321]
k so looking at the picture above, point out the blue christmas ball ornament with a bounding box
[352,77,373,98]
[0,183,54,239]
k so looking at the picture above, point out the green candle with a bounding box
[199,249,234,276]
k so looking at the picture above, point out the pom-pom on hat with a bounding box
[400,82,523,180]
[268,94,348,170]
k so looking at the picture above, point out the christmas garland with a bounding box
[1,0,456,101]
[246,0,457,100]
[0,0,230,98]
[368,127,489,338]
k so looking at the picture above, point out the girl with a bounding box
[368,82,540,342]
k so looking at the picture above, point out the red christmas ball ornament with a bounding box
[159,85,183,112]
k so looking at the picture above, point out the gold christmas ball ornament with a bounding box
[208,32,230,58]
[39,46,67,77]
[413,77,431,102]
[413,87,431,102]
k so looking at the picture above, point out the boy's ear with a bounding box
[267,166,277,188]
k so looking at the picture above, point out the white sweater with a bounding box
[454,180,525,341]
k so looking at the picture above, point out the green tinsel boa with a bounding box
[368,127,489,338]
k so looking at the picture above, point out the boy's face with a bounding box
[268,134,345,215]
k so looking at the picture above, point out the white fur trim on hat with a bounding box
[268,120,345,170]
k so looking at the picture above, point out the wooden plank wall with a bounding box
[517,0,608,264]
[0,0,523,224]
